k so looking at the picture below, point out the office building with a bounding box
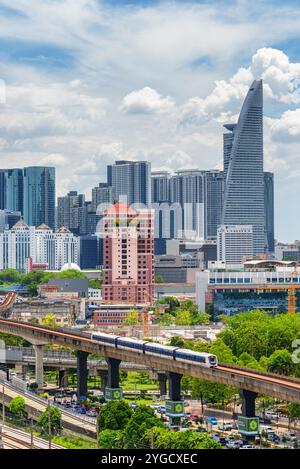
[107,160,151,206]
[222,80,265,255]
[91,183,114,212]
[217,224,253,264]
[102,201,154,304]
[80,234,102,269]
[23,166,55,229]
[0,210,21,232]
[196,260,299,316]
[264,172,275,254]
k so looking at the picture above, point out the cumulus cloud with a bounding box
[179,48,300,126]
[121,86,175,114]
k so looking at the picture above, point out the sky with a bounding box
[0,1,300,241]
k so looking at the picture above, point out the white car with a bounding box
[240,445,256,449]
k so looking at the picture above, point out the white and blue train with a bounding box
[90,332,218,368]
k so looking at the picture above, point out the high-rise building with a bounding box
[204,171,225,240]
[57,191,85,234]
[151,171,171,203]
[91,183,114,212]
[0,220,36,273]
[217,225,253,264]
[264,172,275,254]
[0,221,80,273]
[23,167,55,229]
[7,169,24,213]
[222,80,265,255]
[102,201,154,304]
[80,234,102,269]
[107,160,151,206]
[35,225,79,271]
[0,210,21,232]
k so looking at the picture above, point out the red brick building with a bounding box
[102,201,154,305]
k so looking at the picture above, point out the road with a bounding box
[0,424,63,449]
[0,380,97,437]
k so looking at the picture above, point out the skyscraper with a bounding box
[91,183,114,212]
[222,80,265,255]
[7,168,24,213]
[107,160,151,206]
[264,172,275,254]
[23,167,55,229]
[102,201,154,304]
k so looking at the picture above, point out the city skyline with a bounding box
[0,1,300,243]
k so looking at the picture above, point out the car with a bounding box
[76,407,86,414]
[218,422,233,431]
[130,402,137,409]
[157,406,166,414]
[240,445,256,449]
[265,411,278,419]
[86,410,98,417]
[206,417,218,425]
[226,441,239,449]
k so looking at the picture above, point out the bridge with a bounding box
[1,317,300,426]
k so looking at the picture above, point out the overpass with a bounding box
[1,317,300,423]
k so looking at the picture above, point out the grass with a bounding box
[52,434,98,449]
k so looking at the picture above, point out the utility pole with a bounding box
[48,398,52,450]
[30,418,34,449]
[2,386,5,424]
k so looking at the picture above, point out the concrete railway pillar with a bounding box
[157,372,167,397]
[77,351,88,399]
[105,357,122,401]
[165,372,184,425]
[34,345,44,390]
[167,372,182,401]
[239,389,258,417]
[98,371,108,393]
[59,369,69,388]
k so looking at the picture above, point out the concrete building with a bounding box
[91,183,114,212]
[47,278,89,298]
[154,254,201,284]
[196,260,299,316]
[102,201,154,304]
[217,225,254,264]
[10,298,80,326]
[107,160,151,206]
[0,221,80,273]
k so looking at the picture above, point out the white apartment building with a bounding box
[0,221,80,273]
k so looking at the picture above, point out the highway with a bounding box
[0,317,300,403]
[1,424,63,449]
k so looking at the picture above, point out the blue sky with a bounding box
[0,0,300,241]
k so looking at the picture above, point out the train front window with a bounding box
[209,356,217,365]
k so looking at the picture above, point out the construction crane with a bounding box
[256,271,300,314]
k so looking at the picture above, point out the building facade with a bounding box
[222,80,265,256]
[102,201,154,304]
[107,160,151,206]
[23,166,55,229]
[217,224,253,264]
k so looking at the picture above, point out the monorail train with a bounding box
[90,332,218,368]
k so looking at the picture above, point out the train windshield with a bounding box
[209,355,217,365]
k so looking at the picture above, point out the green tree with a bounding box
[147,427,221,449]
[37,406,62,434]
[0,268,22,284]
[174,309,192,326]
[41,314,57,328]
[267,350,295,376]
[123,405,163,449]
[8,396,27,419]
[99,429,124,449]
[158,296,180,314]
[288,403,300,429]
[98,400,132,431]
[125,310,139,326]
[159,313,174,326]
[168,336,185,347]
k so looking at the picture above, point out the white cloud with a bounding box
[121,86,175,114]
[179,47,300,126]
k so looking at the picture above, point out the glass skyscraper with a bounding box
[222,80,266,255]
[23,167,55,229]
[264,171,275,254]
